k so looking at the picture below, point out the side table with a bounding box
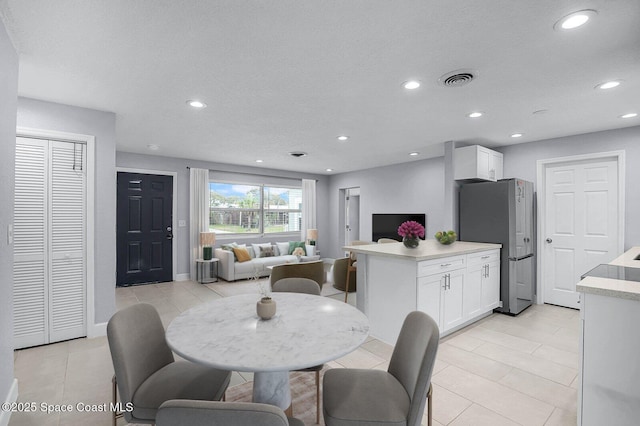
[195,258,219,284]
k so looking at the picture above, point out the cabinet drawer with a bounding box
[467,250,500,266]
[418,255,465,277]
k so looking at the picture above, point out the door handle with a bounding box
[546,238,553,243]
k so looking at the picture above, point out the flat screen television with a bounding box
[372,213,426,242]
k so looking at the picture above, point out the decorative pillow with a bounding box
[252,243,273,258]
[221,242,240,260]
[276,242,290,256]
[288,241,307,255]
[292,246,305,256]
[259,246,275,258]
[232,246,251,263]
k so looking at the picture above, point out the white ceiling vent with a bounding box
[438,69,476,87]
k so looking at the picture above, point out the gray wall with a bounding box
[497,125,640,250]
[16,98,117,323]
[116,152,330,276]
[325,157,445,259]
[0,18,18,404]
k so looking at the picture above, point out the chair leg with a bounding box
[112,375,123,426]
[315,370,320,424]
[427,382,433,426]
[344,268,353,303]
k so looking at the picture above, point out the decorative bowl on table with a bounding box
[435,230,457,245]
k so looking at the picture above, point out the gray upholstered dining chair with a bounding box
[323,311,439,426]
[156,400,305,426]
[272,276,322,295]
[377,238,399,243]
[343,240,372,303]
[107,303,231,425]
[272,277,323,423]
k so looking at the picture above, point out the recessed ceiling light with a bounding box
[337,135,349,141]
[403,80,421,90]
[326,168,333,172]
[468,112,483,118]
[409,152,419,156]
[255,159,263,163]
[511,133,523,138]
[186,100,207,108]
[147,144,159,151]
[620,113,638,119]
[554,9,597,30]
[595,80,621,90]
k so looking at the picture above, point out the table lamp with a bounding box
[306,228,318,246]
[200,232,216,260]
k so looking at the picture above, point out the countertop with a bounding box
[343,240,502,262]
[577,246,640,301]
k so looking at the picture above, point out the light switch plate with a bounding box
[8,224,13,244]
[178,220,186,227]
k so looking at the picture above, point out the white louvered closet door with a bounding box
[13,137,87,349]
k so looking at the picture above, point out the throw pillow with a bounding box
[288,241,307,255]
[232,246,251,263]
[276,242,289,257]
[221,242,240,261]
[252,243,273,258]
[259,246,275,257]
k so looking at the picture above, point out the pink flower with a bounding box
[397,221,425,239]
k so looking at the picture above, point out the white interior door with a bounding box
[344,188,360,245]
[13,137,87,349]
[543,158,620,308]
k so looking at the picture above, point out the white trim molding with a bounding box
[116,167,179,282]
[0,379,19,426]
[536,150,625,305]
[175,273,191,282]
[16,127,97,344]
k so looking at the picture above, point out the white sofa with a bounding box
[215,243,318,282]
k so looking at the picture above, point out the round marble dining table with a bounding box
[165,293,370,411]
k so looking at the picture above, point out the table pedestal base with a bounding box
[253,371,291,411]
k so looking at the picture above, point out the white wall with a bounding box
[0,17,18,408]
[16,98,117,323]
[325,157,445,258]
[497,125,640,250]
[116,152,330,277]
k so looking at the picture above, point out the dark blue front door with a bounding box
[117,172,173,286]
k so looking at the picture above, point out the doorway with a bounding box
[116,171,174,286]
[344,187,360,246]
[537,151,625,308]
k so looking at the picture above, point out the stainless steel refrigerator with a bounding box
[459,179,535,315]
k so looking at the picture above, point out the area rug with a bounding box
[226,368,330,425]
[207,279,342,298]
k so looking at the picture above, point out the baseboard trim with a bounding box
[175,273,190,282]
[87,322,107,338]
[0,379,19,426]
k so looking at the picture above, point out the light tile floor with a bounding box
[10,279,579,425]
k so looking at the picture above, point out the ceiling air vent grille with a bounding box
[288,151,307,158]
[439,69,476,87]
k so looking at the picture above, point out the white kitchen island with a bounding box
[576,246,640,426]
[345,240,502,344]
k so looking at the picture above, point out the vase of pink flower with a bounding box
[398,220,425,249]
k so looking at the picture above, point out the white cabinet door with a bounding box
[477,147,491,180]
[417,274,443,328]
[454,145,504,182]
[482,261,501,311]
[442,269,465,331]
[464,264,483,319]
[491,151,504,181]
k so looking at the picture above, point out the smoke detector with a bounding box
[288,151,308,158]
[438,69,476,87]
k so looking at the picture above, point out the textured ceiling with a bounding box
[1,0,639,174]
